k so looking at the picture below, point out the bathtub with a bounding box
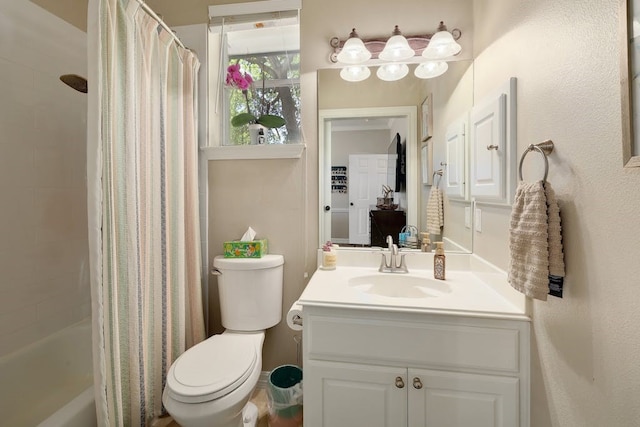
[0,319,97,427]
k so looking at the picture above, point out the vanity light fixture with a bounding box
[377,63,409,81]
[330,21,462,82]
[336,28,371,64]
[378,26,415,62]
[414,60,448,79]
[422,21,462,59]
[340,65,371,82]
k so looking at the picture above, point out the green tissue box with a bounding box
[223,239,268,258]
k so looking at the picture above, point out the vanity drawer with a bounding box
[306,314,522,373]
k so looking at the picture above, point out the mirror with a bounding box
[318,60,474,252]
[621,0,640,167]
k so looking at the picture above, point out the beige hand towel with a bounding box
[426,186,444,235]
[508,181,565,301]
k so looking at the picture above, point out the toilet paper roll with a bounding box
[286,302,303,331]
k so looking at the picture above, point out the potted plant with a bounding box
[226,63,286,144]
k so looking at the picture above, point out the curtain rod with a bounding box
[136,0,186,49]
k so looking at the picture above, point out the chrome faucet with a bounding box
[387,235,397,255]
[379,235,408,273]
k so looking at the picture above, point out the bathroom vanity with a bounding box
[297,252,530,427]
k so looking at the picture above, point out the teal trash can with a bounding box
[268,364,303,422]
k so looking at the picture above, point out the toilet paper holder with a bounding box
[291,314,302,326]
[287,302,303,331]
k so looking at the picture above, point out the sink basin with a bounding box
[348,274,452,298]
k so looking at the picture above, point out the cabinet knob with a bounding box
[395,376,405,389]
[412,377,423,389]
[486,144,499,150]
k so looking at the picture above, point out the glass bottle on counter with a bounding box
[434,241,446,280]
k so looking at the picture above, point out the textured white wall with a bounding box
[472,0,640,425]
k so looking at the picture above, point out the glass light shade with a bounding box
[422,30,462,60]
[414,61,448,79]
[376,63,409,81]
[379,34,415,61]
[336,37,371,64]
[340,65,371,82]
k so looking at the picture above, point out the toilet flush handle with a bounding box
[211,267,222,276]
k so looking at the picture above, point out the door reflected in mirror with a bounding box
[318,61,474,252]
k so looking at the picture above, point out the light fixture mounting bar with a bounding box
[330,29,461,63]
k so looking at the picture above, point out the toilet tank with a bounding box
[213,254,284,331]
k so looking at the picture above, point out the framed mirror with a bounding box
[622,0,640,167]
[318,60,474,252]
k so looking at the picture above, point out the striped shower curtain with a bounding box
[87,0,205,425]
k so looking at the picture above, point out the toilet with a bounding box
[163,254,284,427]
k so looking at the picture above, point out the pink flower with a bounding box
[226,65,253,91]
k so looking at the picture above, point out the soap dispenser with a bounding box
[420,232,431,252]
[434,242,446,280]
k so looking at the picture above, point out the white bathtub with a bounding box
[0,319,97,427]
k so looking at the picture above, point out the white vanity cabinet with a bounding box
[302,306,530,427]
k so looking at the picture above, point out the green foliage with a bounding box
[257,114,286,128]
[230,113,285,129]
[231,113,257,127]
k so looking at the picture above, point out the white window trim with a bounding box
[201,143,306,160]
[209,0,301,19]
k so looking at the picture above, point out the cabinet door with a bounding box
[304,361,407,427]
[408,369,519,427]
[445,116,467,200]
[469,93,507,201]
[468,77,517,204]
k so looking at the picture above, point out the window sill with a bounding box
[201,143,306,160]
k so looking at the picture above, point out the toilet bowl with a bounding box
[162,331,265,427]
[162,254,284,427]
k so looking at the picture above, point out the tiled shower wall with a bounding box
[0,2,88,357]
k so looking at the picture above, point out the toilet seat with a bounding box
[166,334,258,404]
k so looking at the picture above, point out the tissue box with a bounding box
[223,239,268,258]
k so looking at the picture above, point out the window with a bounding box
[209,1,301,146]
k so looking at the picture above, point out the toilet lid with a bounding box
[166,334,257,403]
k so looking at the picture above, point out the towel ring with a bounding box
[432,169,443,188]
[518,140,554,182]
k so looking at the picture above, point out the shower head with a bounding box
[60,74,87,93]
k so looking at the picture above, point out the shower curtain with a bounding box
[87,0,205,425]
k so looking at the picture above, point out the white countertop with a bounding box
[298,265,529,320]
